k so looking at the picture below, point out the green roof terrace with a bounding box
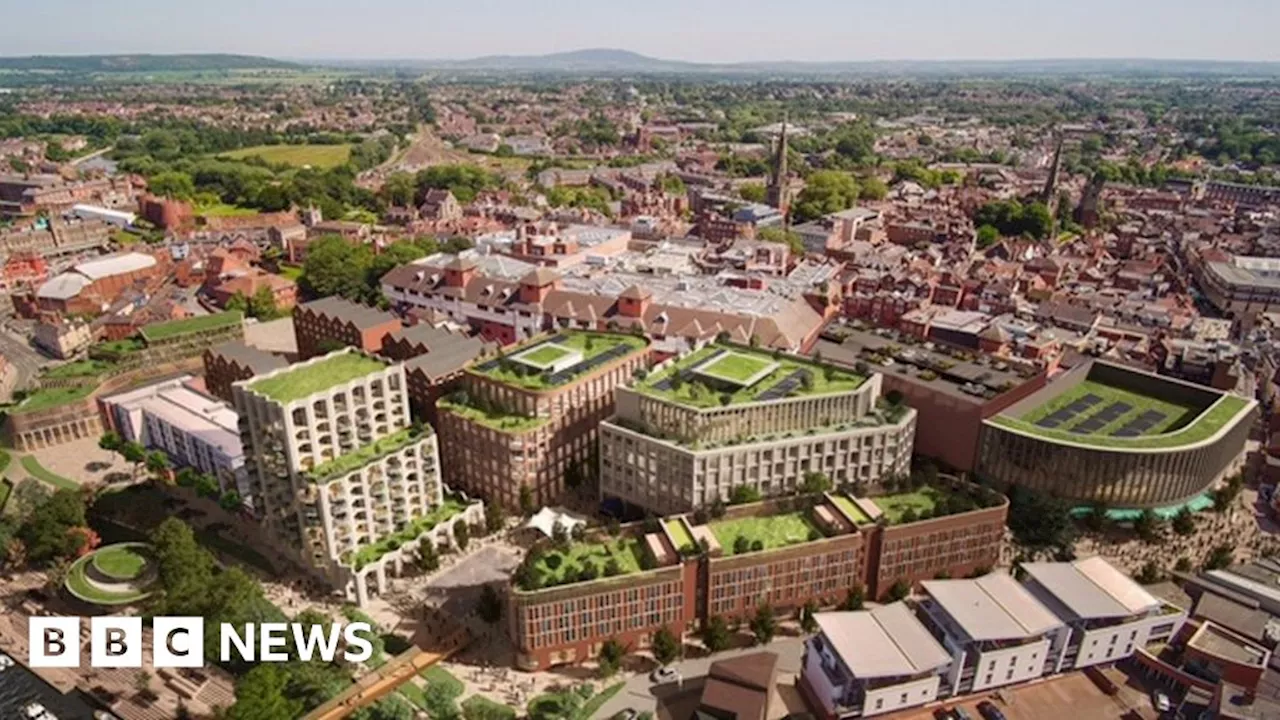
[708,510,823,556]
[140,310,243,342]
[437,396,549,434]
[470,331,647,391]
[517,536,646,591]
[303,425,429,483]
[345,497,466,570]
[247,351,389,404]
[636,343,865,409]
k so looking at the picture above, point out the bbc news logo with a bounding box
[29,617,374,668]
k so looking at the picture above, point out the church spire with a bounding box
[767,115,789,211]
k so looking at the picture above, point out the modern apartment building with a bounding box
[800,558,1188,720]
[506,486,1007,670]
[435,331,649,509]
[802,604,952,719]
[233,349,449,604]
[599,343,916,515]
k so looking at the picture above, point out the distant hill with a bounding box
[0,54,300,72]
[449,48,701,72]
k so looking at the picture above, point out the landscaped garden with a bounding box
[65,542,158,605]
[831,493,872,525]
[21,455,79,490]
[140,310,243,342]
[248,351,387,403]
[873,487,954,524]
[437,397,548,434]
[522,537,645,589]
[344,498,466,569]
[695,351,777,385]
[11,384,96,414]
[709,510,821,555]
[638,343,865,408]
[474,332,647,390]
[666,518,694,551]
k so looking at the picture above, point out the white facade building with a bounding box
[802,604,951,719]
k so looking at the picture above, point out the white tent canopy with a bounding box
[524,507,587,538]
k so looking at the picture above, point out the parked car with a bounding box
[1152,690,1172,713]
[933,708,956,720]
[977,701,1008,720]
[650,666,680,684]
[953,708,974,720]
[612,710,638,720]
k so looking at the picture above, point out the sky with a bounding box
[3,0,1279,62]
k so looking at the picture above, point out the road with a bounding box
[0,328,46,395]
[592,636,807,720]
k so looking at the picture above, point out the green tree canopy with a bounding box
[793,170,860,222]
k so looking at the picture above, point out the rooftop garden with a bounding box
[473,331,647,390]
[303,426,427,483]
[89,337,146,360]
[139,310,243,342]
[11,383,97,414]
[637,343,865,409]
[516,536,646,591]
[248,351,388,404]
[992,387,1251,450]
[346,498,466,570]
[438,394,548,434]
[869,478,1004,524]
[709,510,822,556]
[43,359,115,380]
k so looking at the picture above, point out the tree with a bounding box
[975,224,1000,248]
[749,603,776,645]
[888,579,911,601]
[229,665,304,720]
[1135,561,1162,585]
[859,177,888,200]
[1006,485,1075,550]
[840,584,865,611]
[381,171,416,207]
[484,502,506,535]
[651,626,681,666]
[19,489,88,566]
[756,226,805,256]
[519,484,535,516]
[145,450,171,484]
[149,171,196,200]
[1205,544,1235,571]
[225,291,250,314]
[729,485,761,505]
[701,615,731,652]
[98,431,123,454]
[248,286,280,320]
[419,541,440,572]
[1172,508,1196,536]
[1081,500,1110,533]
[973,199,1052,240]
[477,585,502,624]
[1174,557,1193,573]
[597,637,626,678]
[300,235,375,303]
[1133,509,1160,543]
[800,600,819,633]
[453,520,470,551]
[733,536,751,555]
[792,171,860,222]
[739,183,767,203]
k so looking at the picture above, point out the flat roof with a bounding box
[923,573,1062,642]
[1021,557,1160,621]
[1188,624,1269,667]
[815,603,951,679]
[247,350,389,404]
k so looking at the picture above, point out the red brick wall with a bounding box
[865,501,1008,599]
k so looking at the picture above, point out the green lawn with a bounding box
[193,201,260,218]
[461,695,516,720]
[640,343,865,408]
[66,553,153,605]
[43,360,114,379]
[0,478,11,515]
[527,537,644,588]
[248,352,387,403]
[91,544,149,580]
[12,384,97,414]
[710,511,819,555]
[219,143,353,169]
[873,486,954,524]
[517,345,574,367]
[0,449,10,474]
[831,494,871,525]
[438,398,549,434]
[21,455,79,490]
[993,393,1251,450]
[696,352,776,384]
[666,519,694,551]
[140,311,243,342]
[420,665,463,697]
[575,683,625,720]
[195,530,278,573]
[475,332,647,390]
[278,264,304,281]
[1019,380,1197,436]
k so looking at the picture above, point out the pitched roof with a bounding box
[815,603,951,679]
[520,267,560,286]
[1022,557,1161,620]
[300,296,398,330]
[207,341,287,375]
[922,573,1061,642]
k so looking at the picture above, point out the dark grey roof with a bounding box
[1195,592,1270,642]
[207,341,287,374]
[404,334,490,381]
[300,296,398,330]
[387,323,462,350]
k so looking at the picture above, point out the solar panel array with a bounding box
[1035,393,1103,428]
[1111,410,1167,437]
[1069,402,1132,435]
[754,369,809,401]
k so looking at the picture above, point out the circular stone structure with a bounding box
[66,542,158,606]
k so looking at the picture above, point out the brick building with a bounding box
[379,324,491,423]
[202,341,287,404]
[507,486,1007,670]
[436,331,649,509]
[293,296,403,359]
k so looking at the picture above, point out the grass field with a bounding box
[248,352,386,403]
[140,310,243,341]
[873,487,954,524]
[43,360,114,379]
[477,332,647,390]
[995,391,1251,450]
[461,695,515,720]
[517,345,574,367]
[91,544,149,580]
[697,352,777,384]
[194,201,260,217]
[710,511,819,555]
[1020,380,1198,437]
[66,552,153,605]
[21,456,80,490]
[420,666,463,697]
[12,384,96,414]
[219,143,353,168]
[277,264,304,281]
[527,537,644,588]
